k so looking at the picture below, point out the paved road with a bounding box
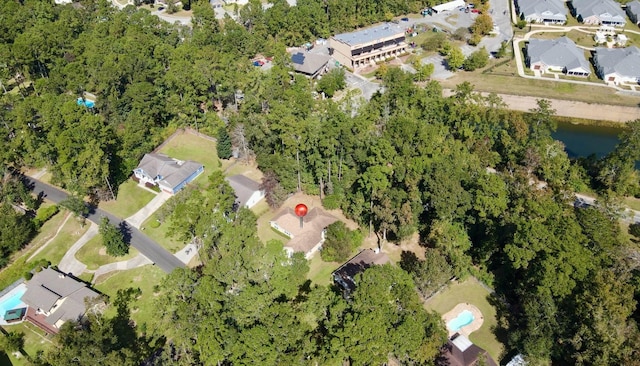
[25,177,185,273]
[575,193,640,223]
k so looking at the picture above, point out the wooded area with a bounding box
[1,0,640,365]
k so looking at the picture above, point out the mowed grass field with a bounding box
[158,131,220,186]
[94,264,167,332]
[424,278,504,362]
[98,180,155,219]
[74,234,140,270]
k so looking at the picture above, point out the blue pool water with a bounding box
[447,310,475,331]
[0,287,27,315]
[76,98,95,108]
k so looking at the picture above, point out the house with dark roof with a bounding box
[516,0,567,24]
[270,207,338,259]
[526,37,591,77]
[289,51,330,78]
[329,23,407,69]
[133,153,204,195]
[20,268,101,333]
[570,0,626,26]
[225,174,264,209]
[332,249,389,297]
[627,0,640,26]
[437,334,498,366]
[594,46,640,85]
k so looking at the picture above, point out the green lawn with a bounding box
[94,265,166,333]
[74,235,140,270]
[424,278,505,362]
[441,67,640,107]
[140,214,186,253]
[28,216,90,266]
[307,254,340,286]
[158,132,220,186]
[98,180,155,219]
[3,322,54,366]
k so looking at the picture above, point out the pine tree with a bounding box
[217,127,232,160]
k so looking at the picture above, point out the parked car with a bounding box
[471,9,480,13]
[401,17,409,22]
[253,60,264,67]
[158,6,165,11]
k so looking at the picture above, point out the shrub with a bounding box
[316,68,346,98]
[320,222,363,262]
[34,204,59,227]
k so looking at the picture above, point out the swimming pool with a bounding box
[76,98,95,108]
[0,285,27,316]
[447,309,474,331]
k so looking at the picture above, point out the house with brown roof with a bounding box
[132,153,204,194]
[332,249,390,297]
[437,334,497,366]
[270,207,338,259]
[20,268,102,333]
[289,51,331,79]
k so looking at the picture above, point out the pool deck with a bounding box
[0,283,28,326]
[443,302,484,338]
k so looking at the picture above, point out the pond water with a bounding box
[552,120,623,159]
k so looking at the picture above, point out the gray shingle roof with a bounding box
[332,23,405,47]
[226,174,261,208]
[572,0,626,23]
[519,0,567,21]
[290,52,330,76]
[627,0,640,22]
[595,46,640,78]
[136,153,203,190]
[527,37,591,72]
[20,268,101,326]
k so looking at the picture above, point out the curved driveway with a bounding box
[25,177,185,273]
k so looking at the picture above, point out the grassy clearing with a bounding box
[223,161,264,182]
[424,278,504,362]
[74,235,140,270]
[94,265,166,332]
[528,30,598,48]
[624,197,640,211]
[140,214,185,253]
[4,322,54,366]
[158,131,220,182]
[307,254,340,286]
[440,69,640,107]
[98,180,155,219]
[28,217,90,265]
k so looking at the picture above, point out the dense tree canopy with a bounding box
[2,1,640,365]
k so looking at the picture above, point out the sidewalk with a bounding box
[91,254,153,283]
[125,191,171,229]
[58,223,98,276]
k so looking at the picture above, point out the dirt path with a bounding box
[443,89,640,122]
[497,93,640,123]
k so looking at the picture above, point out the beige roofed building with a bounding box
[329,23,407,69]
[270,207,338,259]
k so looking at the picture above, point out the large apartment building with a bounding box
[329,23,407,69]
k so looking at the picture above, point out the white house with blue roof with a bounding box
[526,37,591,77]
[571,0,627,26]
[517,0,567,24]
[329,23,407,69]
[594,46,640,85]
[133,153,204,195]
